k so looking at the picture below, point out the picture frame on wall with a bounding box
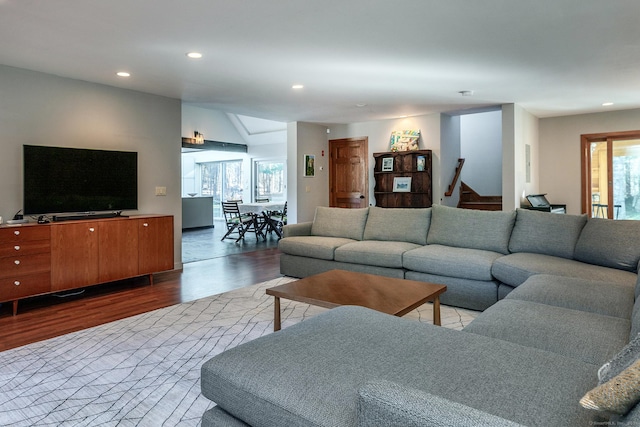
[304,154,315,177]
[416,155,426,171]
[381,157,394,172]
[393,177,412,192]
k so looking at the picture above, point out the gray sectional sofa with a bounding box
[280,205,638,310]
[200,205,640,426]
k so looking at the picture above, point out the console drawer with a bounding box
[0,272,51,300]
[0,226,50,243]
[0,252,51,278]
[0,239,50,258]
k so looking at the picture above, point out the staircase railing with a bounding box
[444,158,465,197]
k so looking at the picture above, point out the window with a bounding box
[253,159,286,202]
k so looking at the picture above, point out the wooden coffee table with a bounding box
[266,269,446,331]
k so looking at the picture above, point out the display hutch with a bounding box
[373,150,432,208]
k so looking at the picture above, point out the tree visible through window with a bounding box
[201,160,243,218]
[254,160,285,202]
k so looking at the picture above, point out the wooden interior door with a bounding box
[329,137,368,208]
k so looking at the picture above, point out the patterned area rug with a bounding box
[0,277,478,426]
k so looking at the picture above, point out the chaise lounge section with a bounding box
[200,205,640,426]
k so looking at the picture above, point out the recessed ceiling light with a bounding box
[186,52,203,59]
[116,71,130,77]
[602,102,614,106]
[356,103,368,108]
[292,84,304,89]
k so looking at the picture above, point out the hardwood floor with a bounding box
[0,242,282,352]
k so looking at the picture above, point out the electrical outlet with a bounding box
[155,186,167,196]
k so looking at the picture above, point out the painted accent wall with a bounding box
[539,107,640,215]
[0,65,183,268]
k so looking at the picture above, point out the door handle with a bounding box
[359,195,365,199]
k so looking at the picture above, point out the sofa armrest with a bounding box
[282,221,313,237]
[357,380,524,427]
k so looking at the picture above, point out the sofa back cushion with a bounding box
[426,205,516,254]
[574,218,640,272]
[363,207,431,245]
[509,209,587,259]
[311,206,369,240]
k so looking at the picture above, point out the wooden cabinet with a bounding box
[51,221,100,291]
[138,216,174,276]
[1,214,174,314]
[99,219,139,283]
[373,150,432,208]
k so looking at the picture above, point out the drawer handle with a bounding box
[14,281,20,286]
[14,230,20,236]
[14,245,20,251]
[89,228,95,232]
[14,260,20,265]
[143,223,149,227]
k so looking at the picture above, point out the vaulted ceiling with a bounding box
[1,0,639,123]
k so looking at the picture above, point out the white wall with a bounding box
[181,105,287,203]
[539,107,640,215]
[502,104,539,211]
[329,114,442,207]
[440,114,461,207]
[181,105,245,142]
[460,111,502,196]
[0,65,183,267]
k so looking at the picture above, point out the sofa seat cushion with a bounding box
[363,206,431,245]
[405,271,498,311]
[574,218,640,272]
[427,205,515,254]
[509,208,587,259]
[311,206,369,240]
[492,252,637,287]
[463,299,630,366]
[335,241,421,268]
[506,274,634,319]
[201,306,602,427]
[278,236,355,260]
[403,244,503,281]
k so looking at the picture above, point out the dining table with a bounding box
[238,202,286,239]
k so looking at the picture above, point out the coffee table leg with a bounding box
[433,296,441,326]
[273,296,281,331]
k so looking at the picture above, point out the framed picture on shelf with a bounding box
[416,155,426,171]
[304,154,315,177]
[381,157,394,172]
[393,177,412,192]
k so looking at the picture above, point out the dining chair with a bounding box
[221,201,255,242]
[255,198,270,203]
[267,201,287,238]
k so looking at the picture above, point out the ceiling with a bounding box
[1,0,639,124]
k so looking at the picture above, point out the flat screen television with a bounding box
[23,145,138,216]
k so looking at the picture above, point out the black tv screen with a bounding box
[23,145,138,215]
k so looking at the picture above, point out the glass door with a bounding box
[200,160,243,219]
[583,131,640,220]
